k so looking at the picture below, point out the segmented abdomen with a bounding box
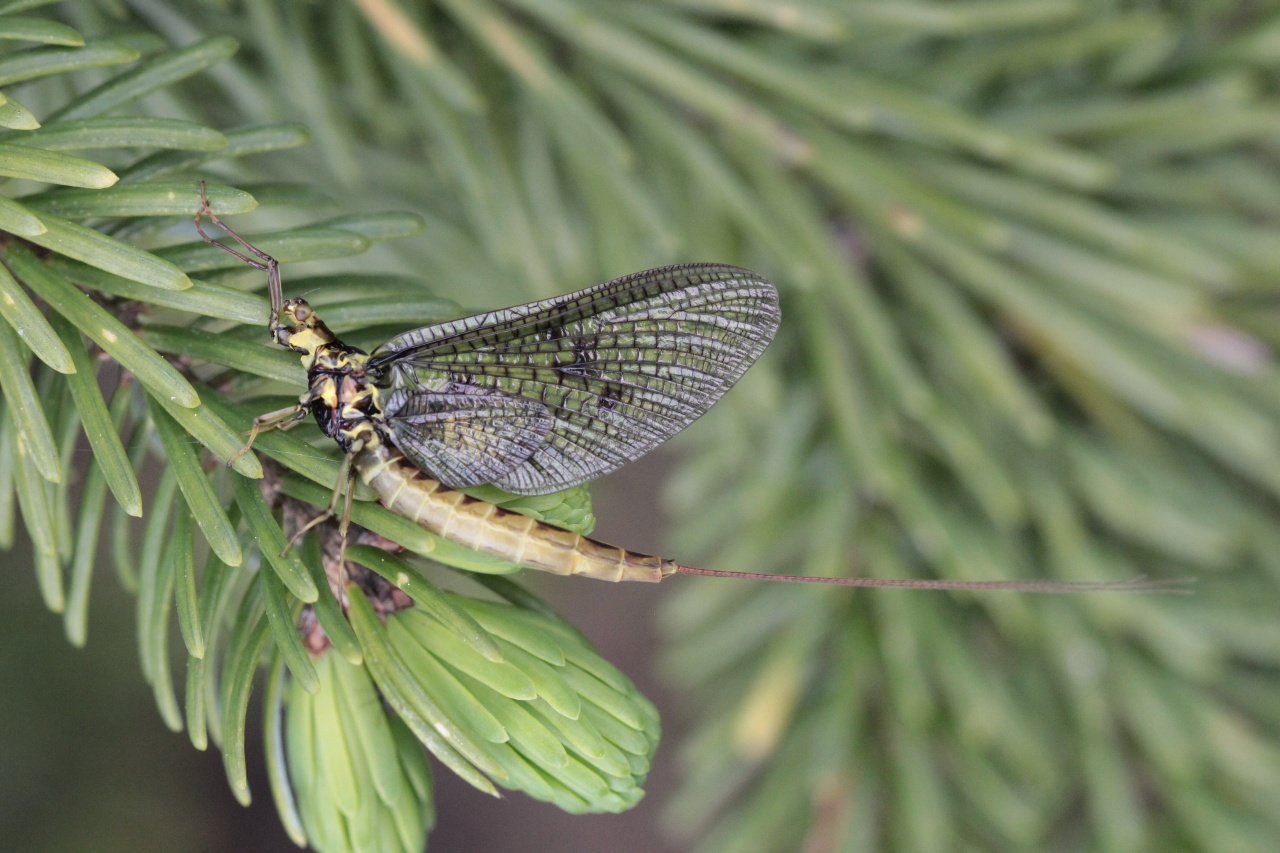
[355,442,677,582]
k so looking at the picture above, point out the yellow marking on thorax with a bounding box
[314,376,339,407]
[338,376,380,413]
[288,327,333,363]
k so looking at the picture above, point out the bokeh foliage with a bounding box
[3,2,1280,852]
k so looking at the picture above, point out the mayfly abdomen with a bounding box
[355,443,677,583]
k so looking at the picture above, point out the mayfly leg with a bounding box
[334,464,358,587]
[284,453,356,551]
[193,181,309,461]
[193,180,284,316]
[226,404,308,466]
[284,454,358,589]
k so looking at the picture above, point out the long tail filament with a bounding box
[673,566,1193,593]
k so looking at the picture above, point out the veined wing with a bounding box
[382,388,551,489]
[369,263,780,495]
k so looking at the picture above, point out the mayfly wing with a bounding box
[369,263,780,496]
[381,388,552,488]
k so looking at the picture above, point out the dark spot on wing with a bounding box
[560,333,601,378]
[598,384,622,413]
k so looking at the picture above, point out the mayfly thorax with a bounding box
[195,183,1183,595]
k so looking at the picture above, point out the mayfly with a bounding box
[195,186,1174,594]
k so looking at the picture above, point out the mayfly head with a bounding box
[273,297,337,357]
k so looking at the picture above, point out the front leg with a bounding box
[195,180,285,329]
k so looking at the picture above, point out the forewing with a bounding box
[383,388,552,490]
[371,263,780,495]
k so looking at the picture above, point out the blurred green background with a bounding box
[4,2,1280,852]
